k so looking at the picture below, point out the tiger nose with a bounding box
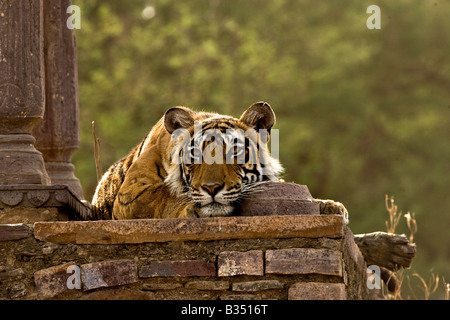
[201,183,224,197]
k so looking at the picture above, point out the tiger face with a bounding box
[164,102,283,217]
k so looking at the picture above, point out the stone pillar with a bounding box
[33,0,84,199]
[0,0,50,185]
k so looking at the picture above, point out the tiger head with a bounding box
[164,102,283,217]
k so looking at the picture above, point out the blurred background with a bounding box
[72,0,449,298]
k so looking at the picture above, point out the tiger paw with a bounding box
[316,199,349,224]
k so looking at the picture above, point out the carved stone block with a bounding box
[0,185,91,223]
[236,182,320,216]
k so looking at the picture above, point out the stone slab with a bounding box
[217,250,264,277]
[34,262,78,298]
[266,248,343,276]
[288,282,346,300]
[33,214,344,244]
[142,282,183,290]
[220,294,258,300]
[237,182,320,216]
[0,224,32,241]
[231,280,284,292]
[139,260,216,278]
[80,260,138,290]
[79,288,155,300]
[184,280,230,291]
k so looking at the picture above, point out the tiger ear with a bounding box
[164,107,195,134]
[239,101,275,132]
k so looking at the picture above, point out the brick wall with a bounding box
[0,215,369,300]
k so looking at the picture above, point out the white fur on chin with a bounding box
[198,202,234,217]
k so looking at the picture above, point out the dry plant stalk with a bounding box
[409,272,440,300]
[391,269,405,300]
[92,121,103,182]
[384,195,447,300]
[384,195,409,300]
[404,212,417,244]
[444,278,449,300]
[385,195,402,234]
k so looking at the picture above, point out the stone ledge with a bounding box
[288,282,346,300]
[33,215,344,244]
[0,223,370,300]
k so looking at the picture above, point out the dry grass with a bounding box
[444,278,450,300]
[385,195,403,234]
[408,272,440,300]
[404,211,417,245]
[384,195,448,300]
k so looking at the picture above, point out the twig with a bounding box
[92,121,103,182]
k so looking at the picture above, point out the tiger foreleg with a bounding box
[113,173,197,220]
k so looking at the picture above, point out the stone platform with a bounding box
[0,214,369,300]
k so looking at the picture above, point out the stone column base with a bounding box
[0,135,50,185]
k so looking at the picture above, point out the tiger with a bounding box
[91,101,284,220]
[92,101,351,220]
[91,101,415,292]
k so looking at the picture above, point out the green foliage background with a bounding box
[72,0,449,298]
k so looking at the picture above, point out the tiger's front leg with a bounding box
[113,173,199,220]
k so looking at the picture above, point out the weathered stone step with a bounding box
[33,214,344,244]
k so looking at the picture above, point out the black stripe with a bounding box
[224,189,242,196]
[156,163,164,181]
[117,185,151,205]
[119,165,126,182]
[136,131,150,157]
